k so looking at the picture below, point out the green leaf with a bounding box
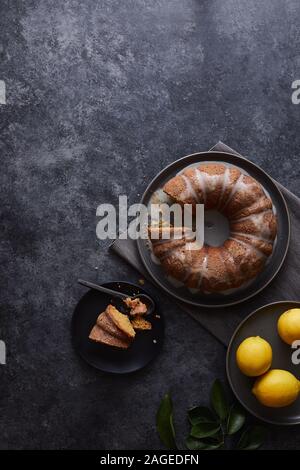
[188,406,218,425]
[227,403,246,435]
[156,393,177,449]
[210,379,229,421]
[186,436,223,450]
[186,437,209,450]
[237,425,266,450]
[190,422,221,439]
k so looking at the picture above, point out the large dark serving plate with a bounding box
[72,281,164,374]
[137,151,290,307]
[227,301,300,425]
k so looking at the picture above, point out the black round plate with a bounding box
[227,301,300,425]
[137,151,290,307]
[72,281,164,374]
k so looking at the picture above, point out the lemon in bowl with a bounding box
[277,308,300,345]
[252,369,300,408]
[236,336,272,377]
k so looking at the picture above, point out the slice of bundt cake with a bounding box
[89,324,131,349]
[96,310,130,340]
[131,316,152,331]
[124,297,148,316]
[106,305,136,339]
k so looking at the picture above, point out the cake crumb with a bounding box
[138,278,145,286]
[131,316,152,331]
[124,297,148,316]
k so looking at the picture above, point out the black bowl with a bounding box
[227,301,300,425]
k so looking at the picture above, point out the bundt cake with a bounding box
[148,162,277,293]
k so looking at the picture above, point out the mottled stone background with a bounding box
[0,0,300,450]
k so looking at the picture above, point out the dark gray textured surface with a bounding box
[1,0,300,450]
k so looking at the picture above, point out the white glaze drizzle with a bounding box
[230,195,270,220]
[196,255,208,289]
[221,173,244,209]
[231,211,273,240]
[217,167,230,209]
[203,173,223,191]
[194,168,207,203]
[181,174,199,202]
[229,236,266,258]
[231,230,272,243]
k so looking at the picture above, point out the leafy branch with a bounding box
[156,380,266,450]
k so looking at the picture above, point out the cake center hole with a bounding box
[205,219,215,229]
[204,210,230,247]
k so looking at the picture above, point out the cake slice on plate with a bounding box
[89,324,131,349]
[124,297,148,316]
[131,316,152,331]
[89,305,138,349]
[96,310,130,340]
[106,304,136,339]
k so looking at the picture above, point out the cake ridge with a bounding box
[220,173,244,211]
[229,236,267,258]
[230,230,274,243]
[194,168,207,203]
[181,174,200,202]
[217,167,230,209]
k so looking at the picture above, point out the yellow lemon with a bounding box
[236,336,272,377]
[252,369,300,408]
[277,308,300,345]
